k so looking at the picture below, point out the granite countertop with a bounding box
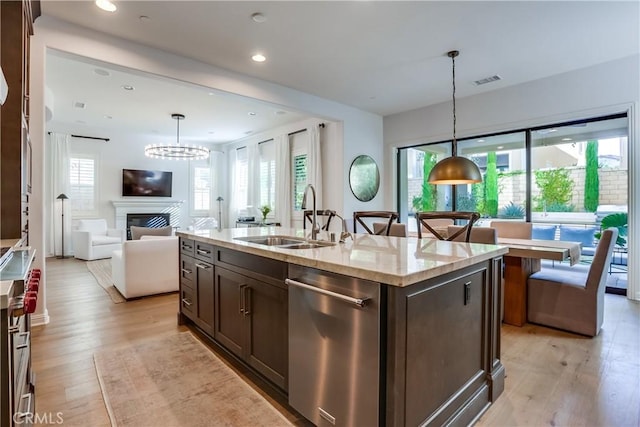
[177,227,508,287]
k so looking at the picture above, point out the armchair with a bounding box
[72,219,125,261]
[111,236,179,299]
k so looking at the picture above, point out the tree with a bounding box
[412,152,437,211]
[533,168,574,211]
[584,140,599,212]
[484,152,498,217]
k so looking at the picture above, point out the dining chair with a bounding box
[489,220,532,239]
[373,222,407,237]
[353,211,399,235]
[303,210,336,231]
[416,211,480,242]
[527,227,618,336]
[447,225,497,244]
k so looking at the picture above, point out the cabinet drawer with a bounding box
[180,256,195,286]
[180,288,196,320]
[194,242,215,263]
[217,247,286,282]
[180,238,195,256]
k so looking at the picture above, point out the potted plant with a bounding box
[259,205,272,224]
[595,212,627,247]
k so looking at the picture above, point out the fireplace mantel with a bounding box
[112,199,184,230]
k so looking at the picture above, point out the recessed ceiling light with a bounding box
[248,112,256,116]
[562,138,573,141]
[477,139,485,143]
[251,12,267,23]
[497,146,504,149]
[252,54,266,63]
[95,0,117,12]
[139,15,150,22]
[94,68,110,77]
[121,84,134,91]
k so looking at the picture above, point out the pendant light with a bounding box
[145,113,210,160]
[428,50,482,184]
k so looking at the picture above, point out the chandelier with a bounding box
[145,113,210,160]
[428,50,482,184]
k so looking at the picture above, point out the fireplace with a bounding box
[126,213,171,240]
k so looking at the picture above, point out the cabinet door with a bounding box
[245,279,288,391]
[194,260,215,336]
[214,267,246,358]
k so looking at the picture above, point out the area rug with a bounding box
[86,259,126,304]
[94,332,293,427]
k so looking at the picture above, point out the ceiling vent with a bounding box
[74,101,86,109]
[473,75,502,86]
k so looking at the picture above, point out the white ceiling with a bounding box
[41,1,639,145]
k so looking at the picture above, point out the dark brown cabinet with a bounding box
[0,1,39,242]
[179,239,214,337]
[178,238,288,392]
[214,266,288,390]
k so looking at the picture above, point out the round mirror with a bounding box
[349,155,380,202]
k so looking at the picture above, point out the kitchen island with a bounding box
[177,227,507,427]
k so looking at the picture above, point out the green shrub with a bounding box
[498,202,525,218]
[484,152,498,217]
[545,202,575,212]
[533,168,574,211]
[595,212,627,247]
[413,152,437,211]
[456,193,477,211]
[584,140,599,212]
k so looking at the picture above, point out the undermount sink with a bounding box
[234,235,335,249]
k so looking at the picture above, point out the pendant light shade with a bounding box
[145,113,210,160]
[428,50,482,185]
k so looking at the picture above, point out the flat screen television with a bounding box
[122,169,172,197]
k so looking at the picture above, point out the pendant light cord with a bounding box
[449,50,459,157]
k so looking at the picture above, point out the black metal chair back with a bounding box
[353,211,399,235]
[416,211,480,242]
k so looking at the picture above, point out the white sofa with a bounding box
[72,219,125,260]
[111,236,179,299]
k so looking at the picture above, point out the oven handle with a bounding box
[285,278,369,308]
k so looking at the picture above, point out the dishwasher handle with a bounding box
[285,278,369,308]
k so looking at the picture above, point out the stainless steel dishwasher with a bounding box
[286,264,381,427]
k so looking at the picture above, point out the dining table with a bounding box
[498,237,582,326]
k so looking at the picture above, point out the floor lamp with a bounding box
[57,193,69,259]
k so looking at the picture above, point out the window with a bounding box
[192,165,211,213]
[235,147,249,213]
[69,155,97,216]
[259,142,276,210]
[293,154,307,210]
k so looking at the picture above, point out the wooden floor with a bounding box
[33,257,639,426]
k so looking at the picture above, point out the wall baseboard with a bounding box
[31,310,50,326]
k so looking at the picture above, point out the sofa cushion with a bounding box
[92,235,123,246]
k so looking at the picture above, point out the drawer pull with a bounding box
[196,249,211,255]
[181,268,193,274]
[195,263,210,269]
[181,298,192,307]
[182,245,193,250]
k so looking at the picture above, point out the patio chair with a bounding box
[527,228,618,336]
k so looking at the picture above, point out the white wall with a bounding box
[383,54,640,300]
[29,16,384,324]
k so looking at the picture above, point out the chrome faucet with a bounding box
[334,213,353,243]
[301,184,319,240]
